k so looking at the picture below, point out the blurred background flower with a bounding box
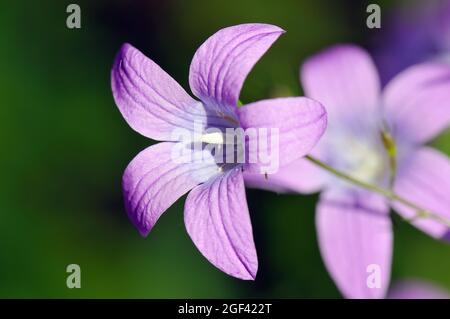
[388,279,449,299]
[0,0,449,298]
[371,0,450,84]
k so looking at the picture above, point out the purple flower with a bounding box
[388,280,450,299]
[111,24,327,280]
[245,44,450,296]
[373,0,450,83]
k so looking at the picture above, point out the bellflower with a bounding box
[111,24,327,280]
[245,44,450,296]
[373,0,450,83]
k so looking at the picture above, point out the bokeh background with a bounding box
[0,0,449,298]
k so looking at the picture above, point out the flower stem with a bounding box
[305,155,450,228]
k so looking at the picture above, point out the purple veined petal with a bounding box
[123,142,220,236]
[112,43,217,141]
[392,147,450,241]
[300,44,381,133]
[189,23,285,116]
[316,189,392,299]
[388,280,450,299]
[184,168,257,280]
[382,62,450,144]
[237,97,327,174]
[243,158,326,194]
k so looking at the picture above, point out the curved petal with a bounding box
[244,158,326,194]
[300,44,381,132]
[316,189,392,299]
[112,43,214,141]
[189,23,284,116]
[123,142,219,236]
[393,147,450,240]
[237,97,327,174]
[184,169,257,280]
[382,63,450,144]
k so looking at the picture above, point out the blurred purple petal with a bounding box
[372,0,450,84]
[184,169,257,280]
[112,43,210,141]
[237,97,327,174]
[244,158,326,194]
[301,44,381,132]
[393,147,450,240]
[388,280,450,299]
[316,189,392,299]
[123,142,219,236]
[382,62,450,144]
[189,23,284,116]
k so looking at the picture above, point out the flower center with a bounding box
[325,132,387,186]
[198,130,245,171]
[200,132,237,145]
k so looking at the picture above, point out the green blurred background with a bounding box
[0,0,448,298]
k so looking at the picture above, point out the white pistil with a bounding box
[200,132,225,144]
[200,132,236,145]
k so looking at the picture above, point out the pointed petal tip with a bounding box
[118,42,136,55]
[113,43,135,66]
[265,24,285,34]
[123,196,152,238]
[138,227,150,238]
[237,269,257,281]
[221,263,257,280]
[234,22,285,34]
[123,202,152,238]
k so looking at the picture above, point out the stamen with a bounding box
[380,129,397,186]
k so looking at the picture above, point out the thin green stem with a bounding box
[305,155,450,228]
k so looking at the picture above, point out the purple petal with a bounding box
[189,23,284,115]
[300,44,381,132]
[388,280,450,299]
[316,189,392,299]
[237,97,327,174]
[123,142,219,236]
[382,62,450,144]
[112,43,210,141]
[184,169,257,280]
[393,147,450,240]
[244,158,326,194]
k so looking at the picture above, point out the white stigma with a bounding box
[342,138,384,183]
[200,132,225,144]
[200,132,237,145]
[327,133,386,185]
